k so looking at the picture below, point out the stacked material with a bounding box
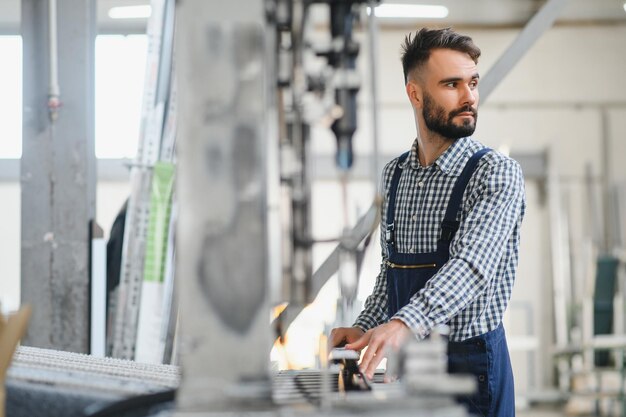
[0,307,31,417]
[7,346,180,417]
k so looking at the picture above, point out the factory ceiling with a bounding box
[1,0,625,34]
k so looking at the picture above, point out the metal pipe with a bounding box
[329,0,358,171]
[600,106,612,252]
[367,0,381,191]
[48,0,61,121]
[289,0,313,305]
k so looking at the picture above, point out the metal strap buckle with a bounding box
[385,222,395,244]
[440,221,459,241]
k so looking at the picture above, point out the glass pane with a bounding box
[95,34,148,158]
[0,36,22,158]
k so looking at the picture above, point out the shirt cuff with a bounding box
[391,310,430,340]
[353,315,378,333]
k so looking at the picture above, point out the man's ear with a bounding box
[406,80,422,109]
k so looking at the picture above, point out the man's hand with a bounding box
[329,326,364,350]
[345,319,412,380]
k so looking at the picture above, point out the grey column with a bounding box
[21,0,96,352]
[175,0,275,412]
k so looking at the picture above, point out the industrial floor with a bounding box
[518,408,567,416]
[518,405,606,417]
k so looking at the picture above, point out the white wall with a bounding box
[97,181,133,241]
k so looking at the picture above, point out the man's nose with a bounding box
[461,85,477,107]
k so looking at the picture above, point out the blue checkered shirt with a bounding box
[354,137,526,342]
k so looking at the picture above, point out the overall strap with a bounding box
[440,148,491,242]
[385,151,410,251]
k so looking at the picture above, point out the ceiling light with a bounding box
[623,2,626,12]
[108,5,152,19]
[367,4,449,19]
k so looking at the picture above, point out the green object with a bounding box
[143,162,175,283]
[593,255,619,366]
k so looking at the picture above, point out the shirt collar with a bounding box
[402,137,472,177]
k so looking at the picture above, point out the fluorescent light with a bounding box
[623,2,626,12]
[108,5,152,19]
[367,4,448,19]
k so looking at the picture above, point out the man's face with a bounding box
[422,90,477,140]
[418,49,480,140]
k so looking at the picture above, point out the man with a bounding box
[330,27,525,416]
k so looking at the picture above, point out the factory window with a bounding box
[0,34,148,160]
[0,36,22,158]
[95,34,148,158]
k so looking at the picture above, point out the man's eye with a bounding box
[445,82,456,88]
[470,81,478,89]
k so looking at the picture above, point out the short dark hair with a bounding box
[401,27,481,84]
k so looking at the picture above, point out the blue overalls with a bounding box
[385,149,515,417]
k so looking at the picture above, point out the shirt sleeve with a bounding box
[352,163,394,331]
[391,157,526,337]
[353,258,389,332]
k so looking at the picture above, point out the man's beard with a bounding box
[422,92,477,140]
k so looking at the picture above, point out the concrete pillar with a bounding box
[175,0,276,411]
[21,0,96,353]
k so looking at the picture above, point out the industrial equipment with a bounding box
[174,0,476,416]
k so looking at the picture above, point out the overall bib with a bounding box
[385,149,515,417]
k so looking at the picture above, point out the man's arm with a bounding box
[352,160,396,332]
[392,157,526,337]
[330,256,389,348]
[352,260,389,332]
[330,161,395,348]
